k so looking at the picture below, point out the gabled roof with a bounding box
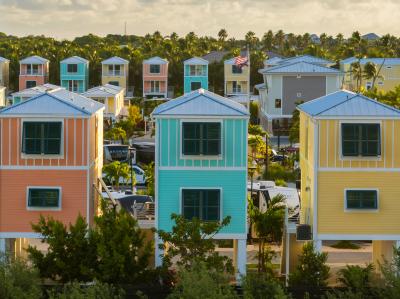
[184,57,209,65]
[264,57,283,66]
[143,56,168,64]
[362,33,380,40]
[20,55,49,64]
[60,56,89,64]
[340,57,400,65]
[0,56,9,63]
[152,89,249,117]
[3,88,104,116]
[83,84,124,97]
[204,50,247,64]
[102,56,129,65]
[278,54,333,66]
[11,84,62,98]
[259,61,342,74]
[297,90,400,118]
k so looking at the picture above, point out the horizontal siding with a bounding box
[318,171,400,235]
[158,118,247,168]
[157,170,247,234]
[0,169,87,232]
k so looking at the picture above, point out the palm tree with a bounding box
[351,61,363,92]
[217,29,228,42]
[249,194,286,273]
[363,61,384,90]
[103,161,131,191]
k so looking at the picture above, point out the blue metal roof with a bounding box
[278,55,333,66]
[152,89,249,117]
[340,57,400,65]
[259,61,342,74]
[297,90,400,118]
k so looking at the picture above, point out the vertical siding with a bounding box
[318,119,400,169]
[158,118,247,168]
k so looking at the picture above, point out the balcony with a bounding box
[104,70,123,76]
[20,70,44,76]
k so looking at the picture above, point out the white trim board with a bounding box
[317,234,400,241]
[158,167,247,171]
[0,232,43,239]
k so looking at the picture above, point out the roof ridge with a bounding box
[314,92,359,116]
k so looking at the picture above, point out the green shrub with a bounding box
[167,261,238,299]
[47,281,125,299]
[0,255,42,299]
[249,101,259,125]
[263,163,295,182]
[288,242,330,288]
[330,240,360,250]
[274,179,288,187]
[242,273,288,299]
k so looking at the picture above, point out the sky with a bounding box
[1,0,400,39]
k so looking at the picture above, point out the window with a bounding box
[190,81,202,91]
[68,80,79,92]
[366,82,372,90]
[345,190,378,210]
[109,81,119,86]
[150,64,160,74]
[182,189,220,221]
[275,99,282,108]
[378,81,384,86]
[232,65,242,74]
[189,65,205,76]
[182,122,221,156]
[108,64,121,75]
[27,64,39,75]
[26,80,36,88]
[22,122,62,155]
[151,81,160,92]
[232,81,241,93]
[341,123,381,157]
[67,64,78,73]
[297,92,302,98]
[27,187,61,209]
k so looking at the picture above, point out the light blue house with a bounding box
[60,56,89,93]
[183,57,208,94]
[152,89,249,276]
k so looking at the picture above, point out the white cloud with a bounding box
[0,0,399,39]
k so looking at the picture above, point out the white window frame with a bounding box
[67,64,78,74]
[68,80,79,92]
[151,80,160,93]
[26,186,62,211]
[338,120,382,161]
[179,187,223,222]
[21,118,65,159]
[344,188,379,213]
[149,64,161,74]
[179,119,223,160]
[189,65,205,76]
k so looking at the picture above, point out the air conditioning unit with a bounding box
[296,224,312,241]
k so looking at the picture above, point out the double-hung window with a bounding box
[67,64,78,73]
[150,64,160,74]
[182,122,221,156]
[189,65,204,76]
[182,189,220,221]
[345,190,378,210]
[232,65,242,74]
[151,81,160,92]
[27,187,61,210]
[22,121,62,155]
[341,123,381,157]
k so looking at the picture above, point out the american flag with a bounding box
[234,55,248,68]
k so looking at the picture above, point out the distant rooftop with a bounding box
[143,56,168,64]
[102,56,129,65]
[340,57,400,65]
[184,57,209,65]
[20,55,49,64]
[83,84,125,97]
[11,84,62,98]
[60,56,89,64]
[259,61,342,74]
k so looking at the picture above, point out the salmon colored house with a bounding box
[0,89,104,255]
[143,57,168,99]
[19,55,49,91]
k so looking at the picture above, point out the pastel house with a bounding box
[183,57,208,94]
[11,84,62,105]
[0,88,104,255]
[152,89,249,276]
[256,55,342,135]
[101,56,129,95]
[340,57,400,92]
[143,57,168,99]
[0,56,10,90]
[224,57,250,105]
[19,55,49,91]
[297,90,400,268]
[60,56,89,93]
[83,84,125,120]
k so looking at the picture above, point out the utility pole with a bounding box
[124,21,127,36]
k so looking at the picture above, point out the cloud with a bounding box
[0,0,399,39]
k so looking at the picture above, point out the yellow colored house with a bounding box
[83,84,125,120]
[101,56,129,95]
[340,57,400,92]
[297,90,400,266]
[224,57,250,106]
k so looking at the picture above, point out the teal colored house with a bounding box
[60,56,89,93]
[183,57,208,94]
[152,89,249,276]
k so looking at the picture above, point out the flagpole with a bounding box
[247,44,250,110]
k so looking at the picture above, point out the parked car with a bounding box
[102,164,146,186]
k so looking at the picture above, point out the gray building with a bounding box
[255,55,343,135]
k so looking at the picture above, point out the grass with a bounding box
[330,240,361,250]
